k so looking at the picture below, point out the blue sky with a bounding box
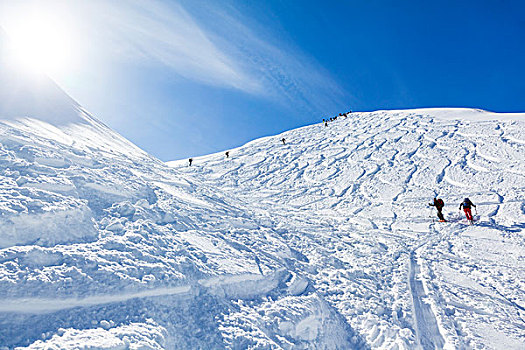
[1,0,524,160]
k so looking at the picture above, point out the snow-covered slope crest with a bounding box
[376,107,524,122]
[170,108,525,349]
[0,34,148,157]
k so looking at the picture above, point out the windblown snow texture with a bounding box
[0,45,524,348]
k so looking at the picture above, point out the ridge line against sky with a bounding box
[0,0,523,160]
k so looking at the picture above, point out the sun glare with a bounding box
[4,12,72,75]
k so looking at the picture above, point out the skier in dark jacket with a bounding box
[459,198,476,223]
[429,197,446,222]
[281,138,286,145]
[188,158,193,166]
[225,151,230,158]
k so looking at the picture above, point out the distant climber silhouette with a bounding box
[225,151,230,158]
[281,138,286,145]
[189,158,193,166]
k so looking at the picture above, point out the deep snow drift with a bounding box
[0,47,524,348]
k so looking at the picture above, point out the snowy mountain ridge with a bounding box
[0,52,524,348]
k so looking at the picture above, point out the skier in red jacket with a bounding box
[459,198,476,223]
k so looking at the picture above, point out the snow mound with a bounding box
[0,186,96,248]
[20,320,167,350]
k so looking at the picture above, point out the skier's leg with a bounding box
[437,210,445,221]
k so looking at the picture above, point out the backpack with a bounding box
[436,199,444,207]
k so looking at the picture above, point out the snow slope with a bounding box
[168,109,525,349]
[0,41,524,348]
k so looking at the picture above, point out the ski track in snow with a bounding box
[1,105,524,349]
[408,252,445,350]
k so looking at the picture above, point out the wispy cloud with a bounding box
[83,0,348,114]
[198,4,348,114]
[83,0,263,94]
[0,0,350,115]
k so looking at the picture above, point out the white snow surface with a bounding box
[0,52,524,348]
[168,109,525,349]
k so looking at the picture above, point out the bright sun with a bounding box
[5,12,72,75]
